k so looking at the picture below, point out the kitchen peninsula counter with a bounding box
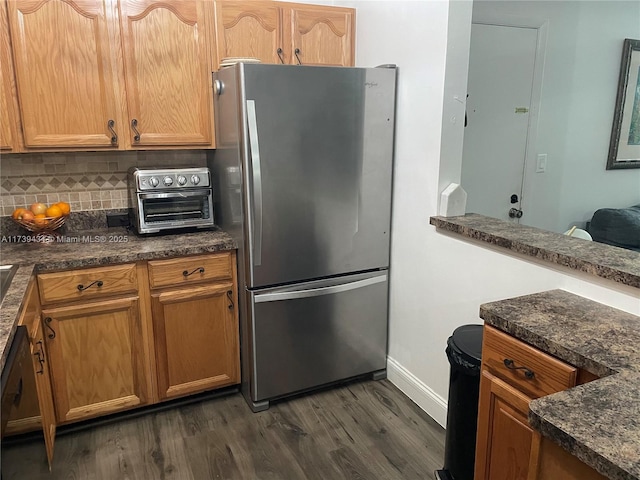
[0,227,237,372]
[430,214,640,288]
[481,290,640,480]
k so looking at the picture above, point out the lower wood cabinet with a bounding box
[475,325,577,480]
[148,251,240,401]
[151,282,240,400]
[475,325,604,480]
[4,279,56,468]
[30,318,57,467]
[528,433,606,480]
[476,369,535,480]
[42,296,150,423]
[3,251,240,468]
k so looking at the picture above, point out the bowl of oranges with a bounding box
[12,201,71,234]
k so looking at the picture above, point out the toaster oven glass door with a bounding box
[138,190,213,228]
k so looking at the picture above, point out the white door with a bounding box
[461,24,538,222]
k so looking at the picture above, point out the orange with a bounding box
[12,208,27,220]
[33,214,48,226]
[56,201,71,215]
[45,205,63,218]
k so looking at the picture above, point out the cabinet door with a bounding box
[119,0,214,147]
[4,281,41,436]
[6,0,125,149]
[475,369,538,480]
[151,282,240,400]
[31,319,57,469]
[0,0,21,152]
[287,5,354,66]
[42,297,149,423]
[213,1,284,67]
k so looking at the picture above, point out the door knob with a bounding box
[509,208,523,218]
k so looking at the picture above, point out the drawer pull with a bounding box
[77,280,103,292]
[44,317,56,340]
[503,358,535,379]
[34,341,45,374]
[183,267,205,277]
[277,47,285,64]
[294,48,302,65]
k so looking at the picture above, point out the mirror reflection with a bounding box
[461,0,640,251]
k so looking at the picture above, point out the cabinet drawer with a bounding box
[482,325,576,398]
[38,264,138,305]
[148,252,233,289]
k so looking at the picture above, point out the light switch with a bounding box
[536,154,547,173]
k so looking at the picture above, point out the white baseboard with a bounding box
[386,356,448,428]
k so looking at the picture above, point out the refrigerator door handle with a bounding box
[246,99,263,266]
[254,274,387,303]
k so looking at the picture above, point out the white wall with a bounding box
[472,1,640,233]
[335,0,640,428]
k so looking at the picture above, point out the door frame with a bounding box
[469,12,548,218]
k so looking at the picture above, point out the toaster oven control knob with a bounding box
[163,176,173,186]
[191,175,201,185]
[149,177,159,188]
[177,175,187,186]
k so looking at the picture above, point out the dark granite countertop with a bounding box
[0,226,237,372]
[481,289,640,480]
[430,214,640,288]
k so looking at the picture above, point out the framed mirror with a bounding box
[607,38,640,169]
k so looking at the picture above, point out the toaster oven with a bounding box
[128,167,214,234]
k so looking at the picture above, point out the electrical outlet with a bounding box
[536,154,547,173]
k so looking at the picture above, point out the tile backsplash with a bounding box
[0,150,207,216]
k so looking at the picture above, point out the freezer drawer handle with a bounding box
[254,274,387,303]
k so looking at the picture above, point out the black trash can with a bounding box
[435,324,483,480]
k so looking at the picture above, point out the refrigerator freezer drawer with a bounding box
[250,272,389,402]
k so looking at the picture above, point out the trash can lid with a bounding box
[449,324,483,365]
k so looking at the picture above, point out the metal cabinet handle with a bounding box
[34,340,45,374]
[277,48,285,64]
[183,267,205,277]
[503,358,535,379]
[44,317,56,340]
[294,48,302,65]
[77,280,103,291]
[107,119,118,145]
[131,119,141,142]
[226,290,234,310]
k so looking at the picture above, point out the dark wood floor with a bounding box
[1,379,445,479]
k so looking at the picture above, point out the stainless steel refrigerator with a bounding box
[209,63,397,411]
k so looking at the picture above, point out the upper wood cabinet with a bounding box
[212,1,354,69]
[6,0,126,149]
[118,0,214,147]
[0,0,22,151]
[287,4,354,67]
[213,1,283,66]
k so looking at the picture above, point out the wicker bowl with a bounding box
[13,214,68,233]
